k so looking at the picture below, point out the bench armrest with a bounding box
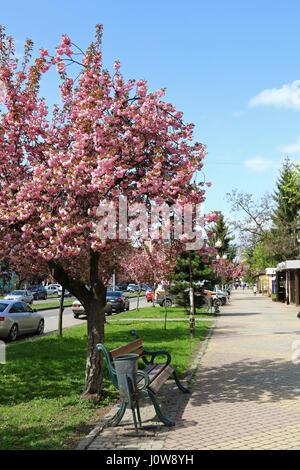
[97,343,119,389]
[143,349,171,366]
[130,329,171,366]
[136,370,150,391]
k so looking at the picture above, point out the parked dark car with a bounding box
[106,290,130,312]
[28,285,47,300]
[156,293,177,307]
[116,283,129,291]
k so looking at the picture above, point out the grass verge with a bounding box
[114,305,215,319]
[0,318,212,450]
[34,300,74,310]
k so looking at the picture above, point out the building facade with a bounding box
[276,260,300,306]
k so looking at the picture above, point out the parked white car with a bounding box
[72,299,112,318]
[45,284,61,296]
[5,290,34,305]
[0,300,44,341]
[57,286,72,297]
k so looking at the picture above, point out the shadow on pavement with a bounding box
[186,358,300,406]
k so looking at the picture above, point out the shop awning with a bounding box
[277,260,300,271]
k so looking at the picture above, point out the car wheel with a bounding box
[73,313,79,319]
[126,304,130,311]
[7,324,18,342]
[163,299,172,307]
[36,319,44,335]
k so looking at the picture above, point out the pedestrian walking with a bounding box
[253,285,257,295]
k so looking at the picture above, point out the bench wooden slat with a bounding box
[136,363,167,387]
[110,339,144,359]
[149,365,174,394]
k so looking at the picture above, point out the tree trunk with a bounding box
[47,257,106,401]
[58,286,65,336]
[164,292,167,330]
[152,282,156,307]
[137,282,140,311]
[80,292,106,401]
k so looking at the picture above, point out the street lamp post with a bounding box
[221,254,227,289]
[188,251,195,339]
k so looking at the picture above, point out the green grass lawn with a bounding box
[0,318,212,450]
[124,292,146,298]
[114,304,215,319]
[34,300,74,310]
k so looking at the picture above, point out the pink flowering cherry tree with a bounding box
[212,259,256,286]
[0,25,212,399]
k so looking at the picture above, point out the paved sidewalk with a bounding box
[164,291,300,450]
[82,291,300,450]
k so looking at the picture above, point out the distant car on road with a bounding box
[156,293,177,307]
[126,284,140,293]
[106,290,130,313]
[146,290,153,302]
[116,283,128,291]
[28,285,48,300]
[57,286,72,297]
[45,284,61,296]
[204,290,227,306]
[5,290,34,305]
[0,300,44,341]
[72,299,112,318]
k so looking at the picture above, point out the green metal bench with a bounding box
[97,329,190,427]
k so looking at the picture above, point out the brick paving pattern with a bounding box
[82,291,300,450]
[164,291,300,450]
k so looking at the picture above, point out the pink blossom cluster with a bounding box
[212,259,254,282]
[0,25,216,283]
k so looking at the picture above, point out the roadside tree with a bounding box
[0,25,212,400]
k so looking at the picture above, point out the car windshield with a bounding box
[10,291,24,295]
[107,291,122,297]
[28,286,38,291]
[0,303,8,312]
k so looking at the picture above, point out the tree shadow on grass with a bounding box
[0,321,210,405]
[0,422,76,450]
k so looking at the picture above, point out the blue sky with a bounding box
[2,0,300,216]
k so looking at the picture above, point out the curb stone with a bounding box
[75,317,218,450]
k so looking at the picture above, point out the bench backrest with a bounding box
[109,338,144,360]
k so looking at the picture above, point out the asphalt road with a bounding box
[41,295,149,335]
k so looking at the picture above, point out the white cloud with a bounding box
[244,156,279,173]
[249,80,300,110]
[280,137,300,155]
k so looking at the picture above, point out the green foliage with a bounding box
[170,250,216,294]
[208,212,236,261]
[243,158,300,268]
[244,242,277,271]
[272,157,299,224]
